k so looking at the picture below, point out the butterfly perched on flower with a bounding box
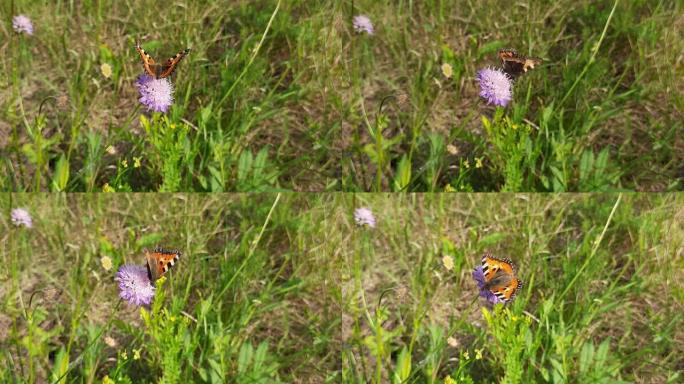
[145,247,181,283]
[498,49,541,78]
[475,253,523,303]
[135,40,190,79]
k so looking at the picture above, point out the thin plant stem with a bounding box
[560,193,622,298]
[217,0,281,108]
[50,298,123,384]
[557,0,619,108]
[218,192,281,298]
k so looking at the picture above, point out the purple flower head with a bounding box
[354,207,376,228]
[135,74,174,113]
[353,15,374,35]
[11,208,33,228]
[115,264,155,306]
[476,67,512,107]
[12,15,34,35]
[472,266,503,304]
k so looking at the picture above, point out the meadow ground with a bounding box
[2,193,343,383]
[345,0,683,192]
[2,193,683,382]
[2,0,346,192]
[2,1,683,192]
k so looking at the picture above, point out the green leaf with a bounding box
[579,150,594,183]
[480,232,506,247]
[392,347,411,383]
[49,346,69,384]
[579,341,594,374]
[393,155,411,191]
[51,154,70,191]
[237,342,254,374]
[136,233,165,248]
[237,150,253,182]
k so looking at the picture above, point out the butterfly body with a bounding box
[498,49,541,78]
[135,41,190,79]
[145,247,181,283]
[481,253,522,303]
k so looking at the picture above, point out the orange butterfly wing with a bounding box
[135,41,158,78]
[498,48,541,77]
[482,253,523,302]
[158,48,191,78]
[145,247,181,282]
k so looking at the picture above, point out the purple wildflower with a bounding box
[11,208,33,228]
[472,266,502,304]
[476,67,512,107]
[354,207,376,228]
[12,15,34,35]
[135,74,174,113]
[115,264,155,306]
[353,15,374,35]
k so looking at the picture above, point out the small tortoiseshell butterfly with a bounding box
[135,40,190,79]
[145,247,181,283]
[481,253,523,303]
[498,49,541,78]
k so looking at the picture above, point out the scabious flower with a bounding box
[12,15,34,35]
[11,208,33,228]
[135,74,174,113]
[476,67,512,107]
[353,207,376,228]
[353,15,374,35]
[115,264,155,306]
[472,265,502,304]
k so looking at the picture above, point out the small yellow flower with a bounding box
[444,376,456,384]
[445,184,456,192]
[475,157,483,169]
[441,63,453,79]
[121,351,128,360]
[463,160,470,169]
[133,348,141,360]
[102,375,115,384]
[121,159,128,168]
[102,183,115,193]
[100,256,112,271]
[100,63,112,79]
[133,156,142,168]
[463,351,470,360]
[475,348,483,360]
[442,255,454,271]
[104,336,117,347]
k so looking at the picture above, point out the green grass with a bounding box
[2,0,345,192]
[2,1,682,191]
[2,193,342,383]
[2,193,683,382]
[345,0,683,191]
[341,193,683,383]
